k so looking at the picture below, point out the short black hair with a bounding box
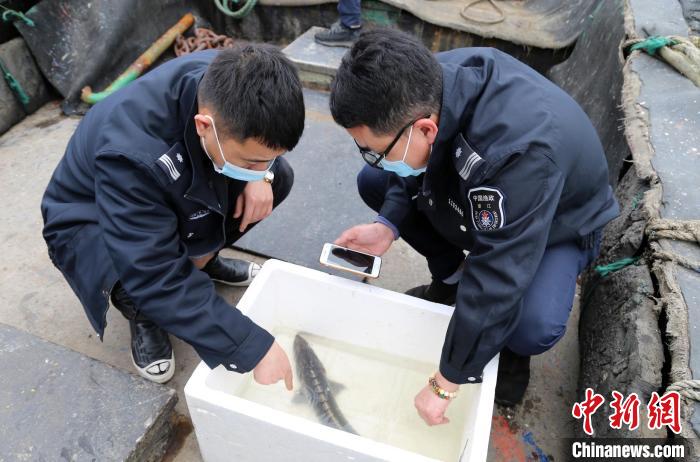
[330,29,442,135]
[198,44,305,151]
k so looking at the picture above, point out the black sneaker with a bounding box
[110,283,174,383]
[129,319,175,384]
[314,21,361,47]
[405,279,458,305]
[495,348,531,407]
[202,255,260,287]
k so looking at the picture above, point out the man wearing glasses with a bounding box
[41,46,304,387]
[331,30,619,418]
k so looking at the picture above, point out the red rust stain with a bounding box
[489,415,529,462]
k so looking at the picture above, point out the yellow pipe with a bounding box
[81,13,195,104]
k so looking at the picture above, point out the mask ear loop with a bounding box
[204,115,229,164]
[401,125,415,162]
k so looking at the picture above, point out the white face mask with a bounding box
[379,126,427,177]
[200,115,274,182]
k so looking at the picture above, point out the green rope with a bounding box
[0,5,34,27]
[214,0,257,19]
[630,36,678,56]
[594,256,640,277]
[0,58,30,108]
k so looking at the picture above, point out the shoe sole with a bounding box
[494,396,520,407]
[313,38,354,48]
[404,292,456,306]
[131,351,175,384]
[210,276,254,287]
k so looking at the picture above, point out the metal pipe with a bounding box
[81,13,195,105]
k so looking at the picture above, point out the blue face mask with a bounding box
[200,115,275,182]
[379,125,427,177]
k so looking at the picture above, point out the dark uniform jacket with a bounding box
[41,50,273,373]
[379,48,619,384]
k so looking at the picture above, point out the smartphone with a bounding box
[319,243,381,278]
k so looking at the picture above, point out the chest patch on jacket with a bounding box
[189,209,211,221]
[468,187,505,230]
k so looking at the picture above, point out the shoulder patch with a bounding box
[453,133,484,182]
[459,151,483,181]
[157,153,181,181]
[139,141,189,187]
[468,186,505,231]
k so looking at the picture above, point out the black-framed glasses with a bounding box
[354,114,431,168]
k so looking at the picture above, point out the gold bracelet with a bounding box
[428,374,458,400]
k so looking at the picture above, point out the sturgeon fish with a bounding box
[293,334,357,434]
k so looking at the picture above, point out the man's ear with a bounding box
[415,118,439,145]
[193,114,211,137]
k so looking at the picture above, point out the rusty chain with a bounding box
[174,27,235,56]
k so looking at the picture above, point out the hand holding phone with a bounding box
[320,243,381,278]
[333,223,394,257]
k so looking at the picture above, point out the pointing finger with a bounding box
[240,202,256,233]
[234,194,244,219]
[284,368,293,391]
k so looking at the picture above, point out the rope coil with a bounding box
[459,0,528,25]
[625,35,700,87]
[647,219,700,273]
[460,0,506,25]
[0,5,34,27]
[647,219,700,243]
[667,380,700,402]
[213,0,257,19]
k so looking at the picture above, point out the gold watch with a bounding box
[263,170,274,184]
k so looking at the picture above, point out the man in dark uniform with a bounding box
[41,45,304,387]
[330,30,619,420]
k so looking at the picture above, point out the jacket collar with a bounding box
[181,72,228,214]
[422,62,484,194]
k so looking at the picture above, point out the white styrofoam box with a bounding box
[185,259,498,462]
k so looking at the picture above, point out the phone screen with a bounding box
[326,246,375,275]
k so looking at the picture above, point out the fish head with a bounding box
[293,333,328,377]
[293,334,311,366]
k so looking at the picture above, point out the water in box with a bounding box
[238,328,473,462]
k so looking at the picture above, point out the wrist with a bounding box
[435,371,459,392]
[374,220,397,242]
[428,373,458,400]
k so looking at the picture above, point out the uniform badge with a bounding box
[468,187,505,231]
